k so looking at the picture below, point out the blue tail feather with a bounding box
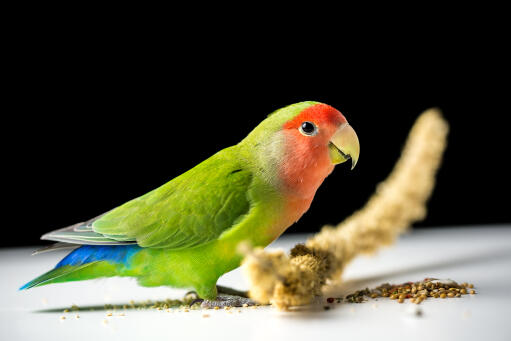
[19,245,142,290]
[56,245,142,268]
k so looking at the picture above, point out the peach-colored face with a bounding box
[279,104,348,199]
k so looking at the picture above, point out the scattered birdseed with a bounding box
[470,290,476,295]
[323,306,331,310]
[242,303,249,307]
[106,312,113,316]
[214,306,220,310]
[60,316,66,320]
[343,278,476,304]
[75,315,80,319]
[203,314,210,318]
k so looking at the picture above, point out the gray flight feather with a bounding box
[39,211,136,247]
[32,242,80,255]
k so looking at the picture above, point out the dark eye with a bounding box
[299,121,318,136]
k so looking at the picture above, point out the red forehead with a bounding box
[283,103,346,129]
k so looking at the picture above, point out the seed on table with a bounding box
[399,293,406,299]
[470,290,476,295]
[371,293,378,298]
[398,298,404,303]
[468,284,474,288]
[390,294,398,300]
[447,292,455,298]
[460,288,467,294]
[440,293,447,299]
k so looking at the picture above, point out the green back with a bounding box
[92,146,252,249]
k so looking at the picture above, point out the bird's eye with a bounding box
[299,121,318,136]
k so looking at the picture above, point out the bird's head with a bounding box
[242,101,360,197]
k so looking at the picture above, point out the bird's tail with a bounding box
[19,263,98,290]
[20,245,142,290]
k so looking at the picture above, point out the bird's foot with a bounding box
[184,286,258,308]
[200,294,257,308]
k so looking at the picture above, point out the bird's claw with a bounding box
[201,294,257,308]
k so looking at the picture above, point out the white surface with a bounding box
[1,226,511,341]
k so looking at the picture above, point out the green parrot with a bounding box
[21,101,360,306]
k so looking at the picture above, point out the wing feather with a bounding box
[41,146,252,250]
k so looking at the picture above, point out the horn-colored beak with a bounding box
[328,123,360,169]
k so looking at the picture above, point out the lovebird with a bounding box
[21,101,359,306]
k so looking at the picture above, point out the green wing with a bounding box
[43,146,252,249]
[92,146,252,249]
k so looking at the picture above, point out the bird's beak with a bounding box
[328,123,360,169]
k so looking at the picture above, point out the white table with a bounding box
[2,226,511,341]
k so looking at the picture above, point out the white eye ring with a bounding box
[299,121,318,136]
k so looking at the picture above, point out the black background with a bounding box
[4,18,509,247]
